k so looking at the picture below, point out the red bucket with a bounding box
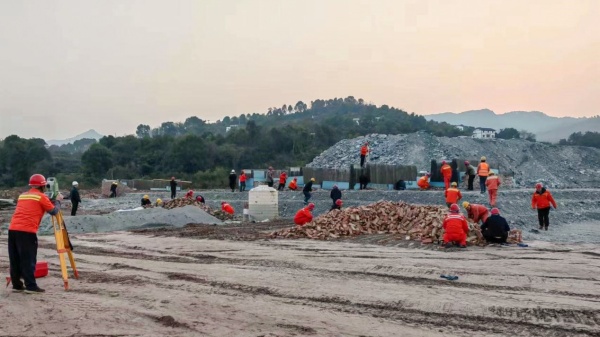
[34,261,49,278]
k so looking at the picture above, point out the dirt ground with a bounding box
[1,224,600,337]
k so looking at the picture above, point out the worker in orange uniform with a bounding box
[360,142,369,168]
[477,156,489,194]
[8,174,61,294]
[221,201,235,215]
[444,182,462,208]
[462,202,489,224]
[239,170,247,192]
[185,190,194,199]
[288,177,298,191]
[442,203,469,248]
[485,172,501,207]
[278,171,287,191]
[531,183,557,231]
[294,203,315,226]
[417,174,430,190]
[330,199,343,212]
[440,161,452,189]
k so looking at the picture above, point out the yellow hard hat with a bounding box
[462,201,470,209]
[156,198,162,203]
[311,178,316,182]
[481,156,486,161]
[489,171,495,176]
[143,195,149,199]
[451,182,457,187]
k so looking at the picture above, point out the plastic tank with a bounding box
[248,185,278,221]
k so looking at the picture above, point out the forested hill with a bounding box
[1,97,469,188]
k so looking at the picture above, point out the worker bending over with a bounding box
[288,177,298,191]
[442,203,469,248]
[417,174,430,190]
[481,208,510,244]
[294,203,315,226]
[221,202,234,215]
[141,195,151,207]
[330,199,343,211]
[463,202,489,224]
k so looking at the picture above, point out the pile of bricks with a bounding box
[162,197,230,221]
[270,201,521,245]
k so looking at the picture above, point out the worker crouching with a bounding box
[141,195,152,207]
[417,174,430,190]
[481,208,510,244]
[330,199,343,212]
[294,203,315,226]
[442,204,469,248]
[463,202,489,224]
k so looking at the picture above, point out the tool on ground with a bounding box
[440,274,459,281]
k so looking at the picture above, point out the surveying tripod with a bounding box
[5,177,79,290]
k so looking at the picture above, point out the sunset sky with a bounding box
[0,0,598,140]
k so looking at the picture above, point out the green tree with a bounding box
[136,124,151,138]
[497,128,520,139]
[81,144,113,180]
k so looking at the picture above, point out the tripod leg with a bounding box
[67,251,79,279]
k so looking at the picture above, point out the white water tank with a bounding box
[248,185,278,221]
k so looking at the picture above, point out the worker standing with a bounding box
[462,202,489,224]
[8,174,61,293]
[239,170,247,192]
[442,203,469,248]
[440,161,452,189]
[360,142,369,168]
[288,177,298,191]
[417,174,430,190]
[481,208,510,244]
[303,178,315,205]
[70,181,81,216]
[464,161,476,191]
[531,183,557,231]
[330,185,342,208]
[278,171,287,191]
[444,182,462,208]
[485,172,501,207]
[266,166,275,187]
[294,203,315,226]
[170,177,177,199]
[229,170,237,192]
[109,181,118,198]
[477,156,489,194]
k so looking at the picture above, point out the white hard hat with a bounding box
[231,170,235,173]
[72,181,79,186]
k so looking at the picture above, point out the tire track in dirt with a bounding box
[163,272,600,337]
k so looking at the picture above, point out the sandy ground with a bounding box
[1,229,600,337]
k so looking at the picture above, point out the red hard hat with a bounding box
[29,174,47,187]
[307,203,315,210]
[335,199,343,206]
[491,208,500,215]
[221,201,226,205]
[464,161,469,165]
[535,183,543,190]
[171,176,175,180]
[442,160,447,165]
[450,204,460,212]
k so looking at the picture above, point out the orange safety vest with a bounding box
[222,203,234,214]
[360,146,368,156]
[240,173,246,182]
[445,188,462,204]
[9,189,56,234]
[477,162,489,177]
[289,180,297,189]
[441,164,452,178]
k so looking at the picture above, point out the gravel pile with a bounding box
[307,133,600,188]
[37,205,222,235]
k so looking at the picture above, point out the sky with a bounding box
[0,0,598,140]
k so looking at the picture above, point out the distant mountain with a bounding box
[46,129,104,146]
[424,109,595,142]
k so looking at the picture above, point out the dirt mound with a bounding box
[163,197,232,221]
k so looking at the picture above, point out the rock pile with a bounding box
[270,201,491,245]
[163,197,231,221]
[307,133,600,188]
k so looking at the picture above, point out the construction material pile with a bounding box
[271,201,520,245]
[162,197,232,221]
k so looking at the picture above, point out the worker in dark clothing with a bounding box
[195,195,205,204]
[303,178,315,205]
[480,208,510,243]
[70,181,81,216]
[394,180,406,190]
[229,170,237,192]
[464,161,476,191]
[110,182,118,198]
[170,177,177,199]
[359,174,370,190]
[330,185,342,208]
[141,195,152,207]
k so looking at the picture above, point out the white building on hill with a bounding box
[472,127,496,139]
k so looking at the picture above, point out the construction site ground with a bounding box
[1,188,600,336]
